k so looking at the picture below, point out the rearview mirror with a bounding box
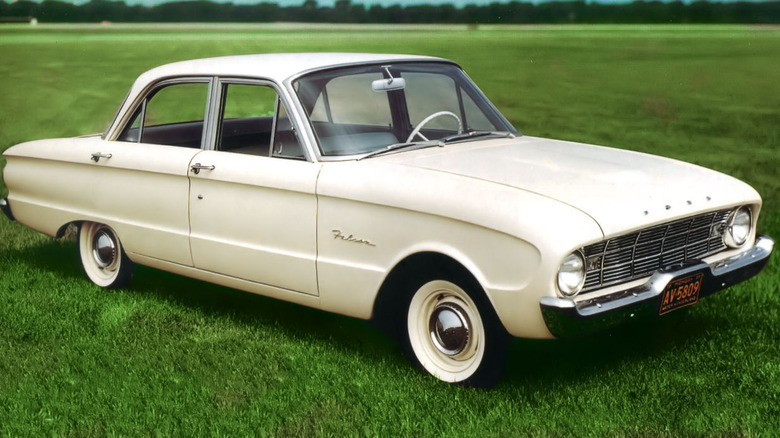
[372,77,406,92]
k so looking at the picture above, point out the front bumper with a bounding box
[541,234,774,338]
[0,198,13,221]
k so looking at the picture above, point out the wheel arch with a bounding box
[370,251,498,337]
[55,220,83,239]
[59,219,142,264]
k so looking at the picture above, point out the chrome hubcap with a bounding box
[429,302,470,356]
[92,229,117,269]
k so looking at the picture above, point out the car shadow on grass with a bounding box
[501,307,733,388]
[3,237,85,279]
[7,238,401,365]
[6,238,735,388]
[132,264,400,355]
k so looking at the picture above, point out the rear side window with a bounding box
[118,82,209,148]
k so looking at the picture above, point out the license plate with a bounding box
[658,272,704,315]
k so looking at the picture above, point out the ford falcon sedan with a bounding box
[1,53,774,386]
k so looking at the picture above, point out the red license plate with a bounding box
[659,272,704,315]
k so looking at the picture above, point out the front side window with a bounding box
[217,82,304,160]
[294,62,515,157]
[118,82,209,148]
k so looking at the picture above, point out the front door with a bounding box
[187,80,319,295]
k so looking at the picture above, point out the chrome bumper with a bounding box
[0,198,13,221]
[541,235,774,338]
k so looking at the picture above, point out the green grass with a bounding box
[1,23,779,437]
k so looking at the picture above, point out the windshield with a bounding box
[293,62,517,157]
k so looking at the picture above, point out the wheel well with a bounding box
[371,252,487,339]
[55,221,82,239]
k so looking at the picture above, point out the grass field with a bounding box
[1,23,779,437]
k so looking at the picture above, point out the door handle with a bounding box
[190,163,215,175]
[90,152,112,162]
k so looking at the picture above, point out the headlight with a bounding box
[557,251,586,297]
[725,206,752,248]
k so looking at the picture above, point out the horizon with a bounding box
[7,0,775,6]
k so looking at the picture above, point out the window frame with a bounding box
[110,76,312,162]
[112,76,214,149]
[209,77,310,161]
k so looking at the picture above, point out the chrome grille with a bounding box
[581,209,732,293]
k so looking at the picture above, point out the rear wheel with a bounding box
[78,222,134,289]
[404,276,509,387]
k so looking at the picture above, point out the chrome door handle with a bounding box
[91,152,112,162]
[190,163,215,174]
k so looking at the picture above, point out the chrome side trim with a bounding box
[541,235,774,338]
[0,198,14,221]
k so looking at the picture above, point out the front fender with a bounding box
[314,160,603,338]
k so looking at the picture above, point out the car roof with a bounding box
[134,52,451,87]
[106,52,456,142]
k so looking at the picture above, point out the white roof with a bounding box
[134,52,449,88]
[108,53,452,139]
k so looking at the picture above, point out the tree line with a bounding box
[1,0,778,24]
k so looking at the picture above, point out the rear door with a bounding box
[98,78,212,265]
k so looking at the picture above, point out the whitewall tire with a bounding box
[405,278,508,387]
[78,222,134,289]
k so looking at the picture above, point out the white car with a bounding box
[1,53,773,386]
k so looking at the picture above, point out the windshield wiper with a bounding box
[358,141,441,160]
[358,131,514,160]
[440,130,515,144]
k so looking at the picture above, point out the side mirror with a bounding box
[372,77,406,92]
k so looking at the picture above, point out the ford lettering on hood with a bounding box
[381,135,761,237]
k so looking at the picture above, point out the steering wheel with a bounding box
[406,111,463,143]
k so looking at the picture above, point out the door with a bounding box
[107,79,213,266]
[187,80,320,295]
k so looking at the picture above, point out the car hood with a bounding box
[380,135,760,237]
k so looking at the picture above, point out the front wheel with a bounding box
[405,278,509,387]
[78,221,134,289]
